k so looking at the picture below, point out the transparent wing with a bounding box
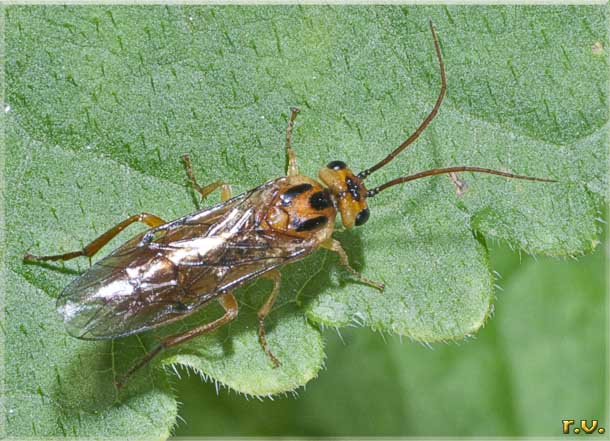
[57,178,315,340]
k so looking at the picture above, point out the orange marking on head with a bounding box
[318,162,370,229]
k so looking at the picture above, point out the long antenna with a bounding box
[358,20,446,180]
[367,166,556,197]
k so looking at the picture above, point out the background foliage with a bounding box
[3,5,607,437]
[174,240,607,436]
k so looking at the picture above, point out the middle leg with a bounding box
[182,154,231,202]
[257,269,282,367]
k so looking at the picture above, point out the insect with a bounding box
[23,21,554,388]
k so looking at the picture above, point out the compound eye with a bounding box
[327,160,347,170]
[354,208,370,226]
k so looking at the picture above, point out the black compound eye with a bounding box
[354,208,370,226]
[327,160,347,170]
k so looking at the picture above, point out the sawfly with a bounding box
[23,22,554,388]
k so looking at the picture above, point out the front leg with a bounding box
[321,239,385,291]
[284,107,300,177]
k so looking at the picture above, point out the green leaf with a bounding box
[173,239,607,436]
[4,269,178,437]
[4,5,607,437]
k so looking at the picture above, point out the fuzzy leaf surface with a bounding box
[4,5,607,436]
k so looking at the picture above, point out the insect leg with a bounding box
[182,154,229,201]
[115,292,238,389]
[257,270,282,367]
[220,184,232,202]
[322,239,385,291]
[285,107,300,177]
[23,213,167,263]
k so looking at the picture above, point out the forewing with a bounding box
[57,178,314,339]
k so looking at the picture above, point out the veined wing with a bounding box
[57,177,315,340]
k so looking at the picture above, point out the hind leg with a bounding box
[116,292,239,389]
[23,213,167,264]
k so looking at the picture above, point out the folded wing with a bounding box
[57,178,315,339]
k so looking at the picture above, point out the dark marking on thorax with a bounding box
[309,190,333,211]
[293,215,328,232]
[281,183,313,206]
